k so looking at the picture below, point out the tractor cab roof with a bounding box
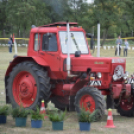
[40,22,78,27]
[31,22,84,33]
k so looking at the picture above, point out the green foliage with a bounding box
[11,105,29,118]
[48,109,66,122]
[30,107,44,120]
[0,105,9,116]
[78,108,100,123]
[0,0,7,29]
[0,0,134,39]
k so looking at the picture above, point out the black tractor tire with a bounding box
[75,87,105,120]
[115,96,134,117]
[51,96,69,111]
[7,61,51,109]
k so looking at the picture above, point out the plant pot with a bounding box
[15,117,27,127]
[0,115,6,124]
[31,120,42,128]
[79,122,91,131]
[52,121,63,130]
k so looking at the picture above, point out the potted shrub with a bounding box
[30,107,44,128]
[48,109,66,130]
[0,105,9,124]
[11,106,29,127]
[78,108,99,131]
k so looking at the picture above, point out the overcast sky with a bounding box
[87,0,94,3]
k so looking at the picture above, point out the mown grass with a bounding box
[0,46,134,134]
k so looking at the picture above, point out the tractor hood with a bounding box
[71,57,126,72]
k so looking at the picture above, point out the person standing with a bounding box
[115,35,122,56]
[124,39,129,57]
[8,38,12,53]
[9,34,14,52]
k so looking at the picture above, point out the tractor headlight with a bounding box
[97,72,102,78]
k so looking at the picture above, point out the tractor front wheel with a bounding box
[7,61,51,109]
[75,87,105,120]
[115,96,134,117]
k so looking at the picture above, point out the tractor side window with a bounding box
[42,33,58,51]
[34,33,38,51]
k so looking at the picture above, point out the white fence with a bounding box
[0,44,28,47]
[1,44,134,50]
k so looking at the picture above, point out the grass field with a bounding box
[0,46,134,134]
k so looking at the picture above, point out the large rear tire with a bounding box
[7,61,51,109]
[75,87,105,120]
[115,96,134,117]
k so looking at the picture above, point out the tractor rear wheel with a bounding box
[115,96,134,117]
[51,96,69,111]
[7,61,51,109]
[75,87,105,120]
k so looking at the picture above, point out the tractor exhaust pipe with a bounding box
[66,21,78,78]
[67,21,71,76]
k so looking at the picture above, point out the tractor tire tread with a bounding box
[6,61,51,109]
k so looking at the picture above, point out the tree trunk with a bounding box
[101,28,108,46]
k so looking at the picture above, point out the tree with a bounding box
[68,0,92,32]
[119,0,134,36]
[6,0,51,37]
[6,0,36,36]
[0,0,8,37]
[89,0,120,45]
[43,0,71,22]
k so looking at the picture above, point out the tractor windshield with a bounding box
[59,31,88,54]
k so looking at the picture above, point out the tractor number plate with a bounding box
[89,80,101,86]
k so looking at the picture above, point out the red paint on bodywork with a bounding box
[112,84,122,99]
[112,84,131,99]
[125,84,131,97]
[5,56,48,76]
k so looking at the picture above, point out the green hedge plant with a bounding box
[48,109,66,122]
[30,107,44,120]
[0,105,9,116]
[11,105,29,118]
[78,108,100,123]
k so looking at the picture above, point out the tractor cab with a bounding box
[28,22,93,57]
[27,22,94,79]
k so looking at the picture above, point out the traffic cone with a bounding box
[40,100,47,119]
[105,109,115,128]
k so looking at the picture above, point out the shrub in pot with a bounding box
[0,105,9,124]
[48,109,66,130]
[78,108,99,131]
[30,107,44,128]
[11,106,29,127]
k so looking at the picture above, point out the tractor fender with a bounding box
[5,56,48,76]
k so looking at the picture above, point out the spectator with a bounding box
[8,38,12,53]
[124,39,129,57]
[115,35,122,56]
[10,34,14,52]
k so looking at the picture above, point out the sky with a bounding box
[87,0,94,3]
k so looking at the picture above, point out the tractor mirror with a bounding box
[86,33,93,38]
[86,33,94,50]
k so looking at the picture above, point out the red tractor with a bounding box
[5,22,134,118]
